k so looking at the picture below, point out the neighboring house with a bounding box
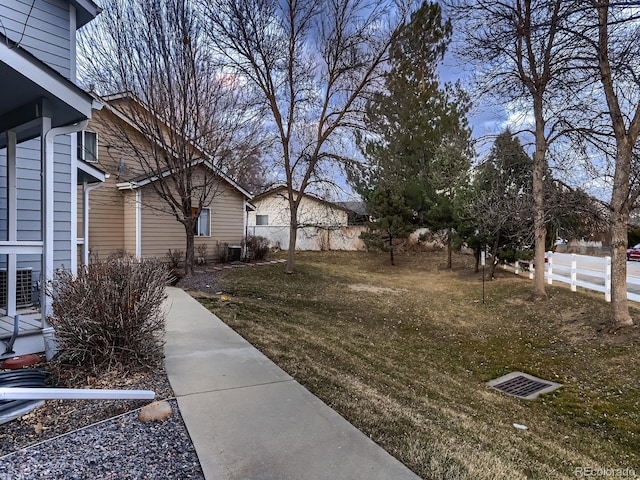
[0,0,105,359]
[334,201,368,226]
[77,96,254,264]
[247,186,366,251]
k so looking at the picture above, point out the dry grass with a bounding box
[195,251,640,480]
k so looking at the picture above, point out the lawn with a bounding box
[194,250,639,480]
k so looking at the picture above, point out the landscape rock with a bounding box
[138,401,172,423]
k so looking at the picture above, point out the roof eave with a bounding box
[70,0,102,28]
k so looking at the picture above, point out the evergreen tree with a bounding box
[360,184,415,266]
[462,130,533,279]
[349,1,471,264]
[460,129,606,279]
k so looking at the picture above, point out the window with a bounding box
[256,214,269,226]
[194,208,211,237]
[77,131,98,162]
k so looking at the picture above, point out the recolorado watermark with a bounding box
[574,467,637,478]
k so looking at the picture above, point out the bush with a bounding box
[196,244,208,265]
[47,255,170,373]
[244,235,269,261]
[165,248,183,269]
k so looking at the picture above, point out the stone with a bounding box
[138,401,172,423]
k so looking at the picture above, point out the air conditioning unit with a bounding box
[0,268,33,309]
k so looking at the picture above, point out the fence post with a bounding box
[571,254,577,292]
[605,256,612,302]
[547,252,553,285]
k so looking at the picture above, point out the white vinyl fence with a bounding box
[518,252,640,303]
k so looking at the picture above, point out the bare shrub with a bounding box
[47,255,170,373]
[196,243,208,265]
[244,235,269,261]
[165,248,183,269]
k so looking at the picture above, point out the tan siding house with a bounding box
[138,187,185,258]
[78,173,125,260]
[78,100,253,264]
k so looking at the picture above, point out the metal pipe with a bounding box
[82,180,104,265]
[0,387,155,401]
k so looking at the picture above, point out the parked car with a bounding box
[627,243,640,261]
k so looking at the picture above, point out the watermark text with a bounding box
[574,467,637,478]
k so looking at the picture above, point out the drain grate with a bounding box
[488,372,561,399]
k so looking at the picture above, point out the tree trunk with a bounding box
[608,149,634,330]
[531,97,548,301]
[447,228,452,269]
[285,204,299,274]
[595,4,635,330]
[474,246,480,273]
[487,236,500,280]
[184,226,195,276]
[389,233,395,266]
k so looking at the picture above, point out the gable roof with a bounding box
[97,94,252,200]
[252,185,353,212]
[119,158,252,199]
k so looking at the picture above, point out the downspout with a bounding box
[0,387,154,401]
[136,189,142,259]
[42,120,88,360]
[82,179,107,266]
[116,182,141,259]
[243,199,248,259]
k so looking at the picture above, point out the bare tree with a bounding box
[202,0,413,273]
[582,1,640,329]
[78,0,264,274]
[450,0,580,300]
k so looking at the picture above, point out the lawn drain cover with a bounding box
[488,372,561,399]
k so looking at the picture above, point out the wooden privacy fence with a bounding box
[515,252,640,303]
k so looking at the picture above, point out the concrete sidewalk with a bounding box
[164,287,421,480]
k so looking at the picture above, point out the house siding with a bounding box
[78,174,126,260]
[0,144,43,281]
[247,189,367,251]
[123,190,137,255]
[53,135,72,268]
[139,181,246,261]
[0,134,73,278]
[80,108,148,260]
[248,190,349,227]
[209,185,246,248]
[0,0,72,78]
[140,188,184,259]
[15,139,42,242]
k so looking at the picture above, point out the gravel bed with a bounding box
[176,269,225,294]
[0,399,204,479]
[176,259,286,294]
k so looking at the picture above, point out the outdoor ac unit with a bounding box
[0,268,33,309]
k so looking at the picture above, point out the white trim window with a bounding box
[77,130,98,162]
[256,214,269,226]
[194,207,211,237]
